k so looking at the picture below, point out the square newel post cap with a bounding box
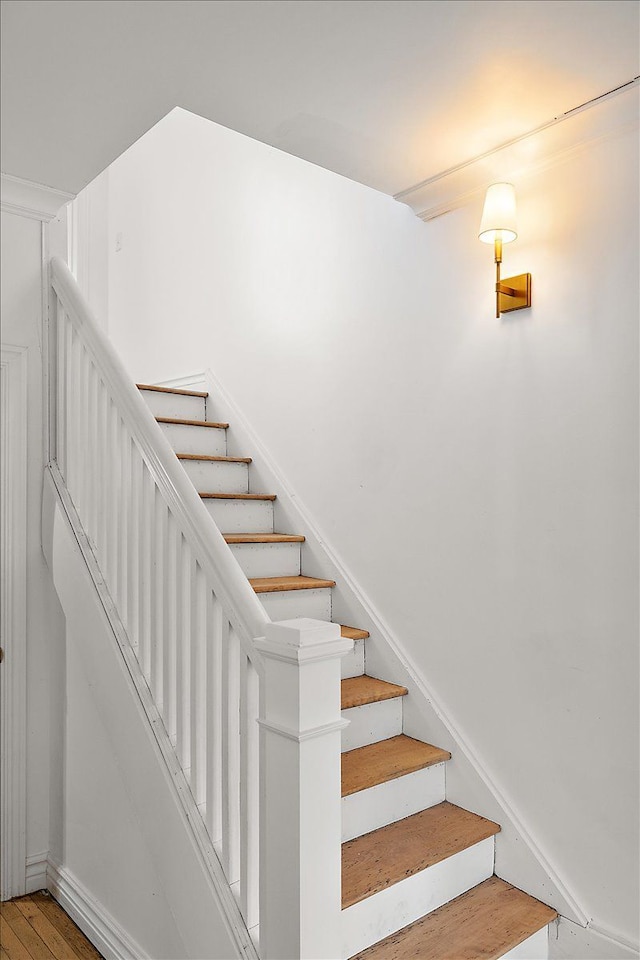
[256,618,353,664]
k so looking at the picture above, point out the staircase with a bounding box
[139,381,558,960]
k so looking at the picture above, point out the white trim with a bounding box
[25,852,49,893]
[588,921,640,956]
[182,364,590,926]
[44,464,260,960]
[1,173,74,222]
[0,343,29,901]
[47,857,149,960]
[258,717,349,742]
[395,78,639,221]
[550,916,640,960]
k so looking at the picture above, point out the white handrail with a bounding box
[50,256,270,661]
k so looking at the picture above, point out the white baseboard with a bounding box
[47,857,149,960]
[550,916,639,960]
[25,852,48,893]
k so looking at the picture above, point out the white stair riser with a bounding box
[341,836,495,959]
[258,587,332,621]
[341,764,446,842]
[341,698,402,753]
[159,421,227,457]
[502,927,549,959]
[139,389,205,420]
[342,639,365,679]
[201,498,274,533]
[229,541,301,578]
[179,458,249,494]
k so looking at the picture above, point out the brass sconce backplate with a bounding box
[496,273,532,314]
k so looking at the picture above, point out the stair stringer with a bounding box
[159,367,588,930]
[41,464,259,960]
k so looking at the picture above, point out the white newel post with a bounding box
[257,618,353,960]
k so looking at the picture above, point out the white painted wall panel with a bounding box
[0,210,66,880]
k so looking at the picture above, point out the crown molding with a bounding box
[1,173,75,221]
[396,78,639,222]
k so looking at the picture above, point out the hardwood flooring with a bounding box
[1,892,102,960]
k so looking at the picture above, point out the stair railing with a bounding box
[49,256,269,935]
[48,256,349,959]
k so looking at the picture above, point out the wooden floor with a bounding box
[1,892,103,960]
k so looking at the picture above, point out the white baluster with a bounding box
[175,532,191,769]
[205,593,223,844]
[66,325,81,504]
[190,562,207,806]
[127,440,142,653]
[222,620,241,885]
[56,304,67,478]
[150,489,165,707]
[139,460,154,680]
[117,416,131,629]
[84,361,99,550]
[163,513,178,743]
[96,379,109,576]
[106,399,120,600]
[240,654,260,929]
[257,619,352,960]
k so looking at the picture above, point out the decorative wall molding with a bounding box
[47,857,149,960]
[396,78,639,221]
[0,343,29,901]
[1,173,74,222]
[25,852,49,894]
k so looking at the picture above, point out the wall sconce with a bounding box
[479,183,531,319]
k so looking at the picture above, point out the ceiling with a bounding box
[1,0,638,198]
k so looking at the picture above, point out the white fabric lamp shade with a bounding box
[478,182,518,244]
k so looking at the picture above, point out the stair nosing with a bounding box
[137,383,208,398]
[200,492,276,501]
[156,416,228,428]
[250,575,336,593]
[224,533,305,543]
[177,453,252,463]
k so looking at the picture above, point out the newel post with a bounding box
[256,618,353,960]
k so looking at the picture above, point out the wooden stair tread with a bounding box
[177,453,252,463]
[200,492,276,501]
[342,802,500,909]
[224,533,305,543]
[342,735,450,797]
[349,876,557,959]
[137,383,208,398]
[156,416,228,428]
[341,676,408,710]
[340,625,370,641]
[250,575,335,593]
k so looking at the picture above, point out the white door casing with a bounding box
[0,343,29,900]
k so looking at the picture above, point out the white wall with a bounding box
[0,208,67,885]
[96,107,638,948]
